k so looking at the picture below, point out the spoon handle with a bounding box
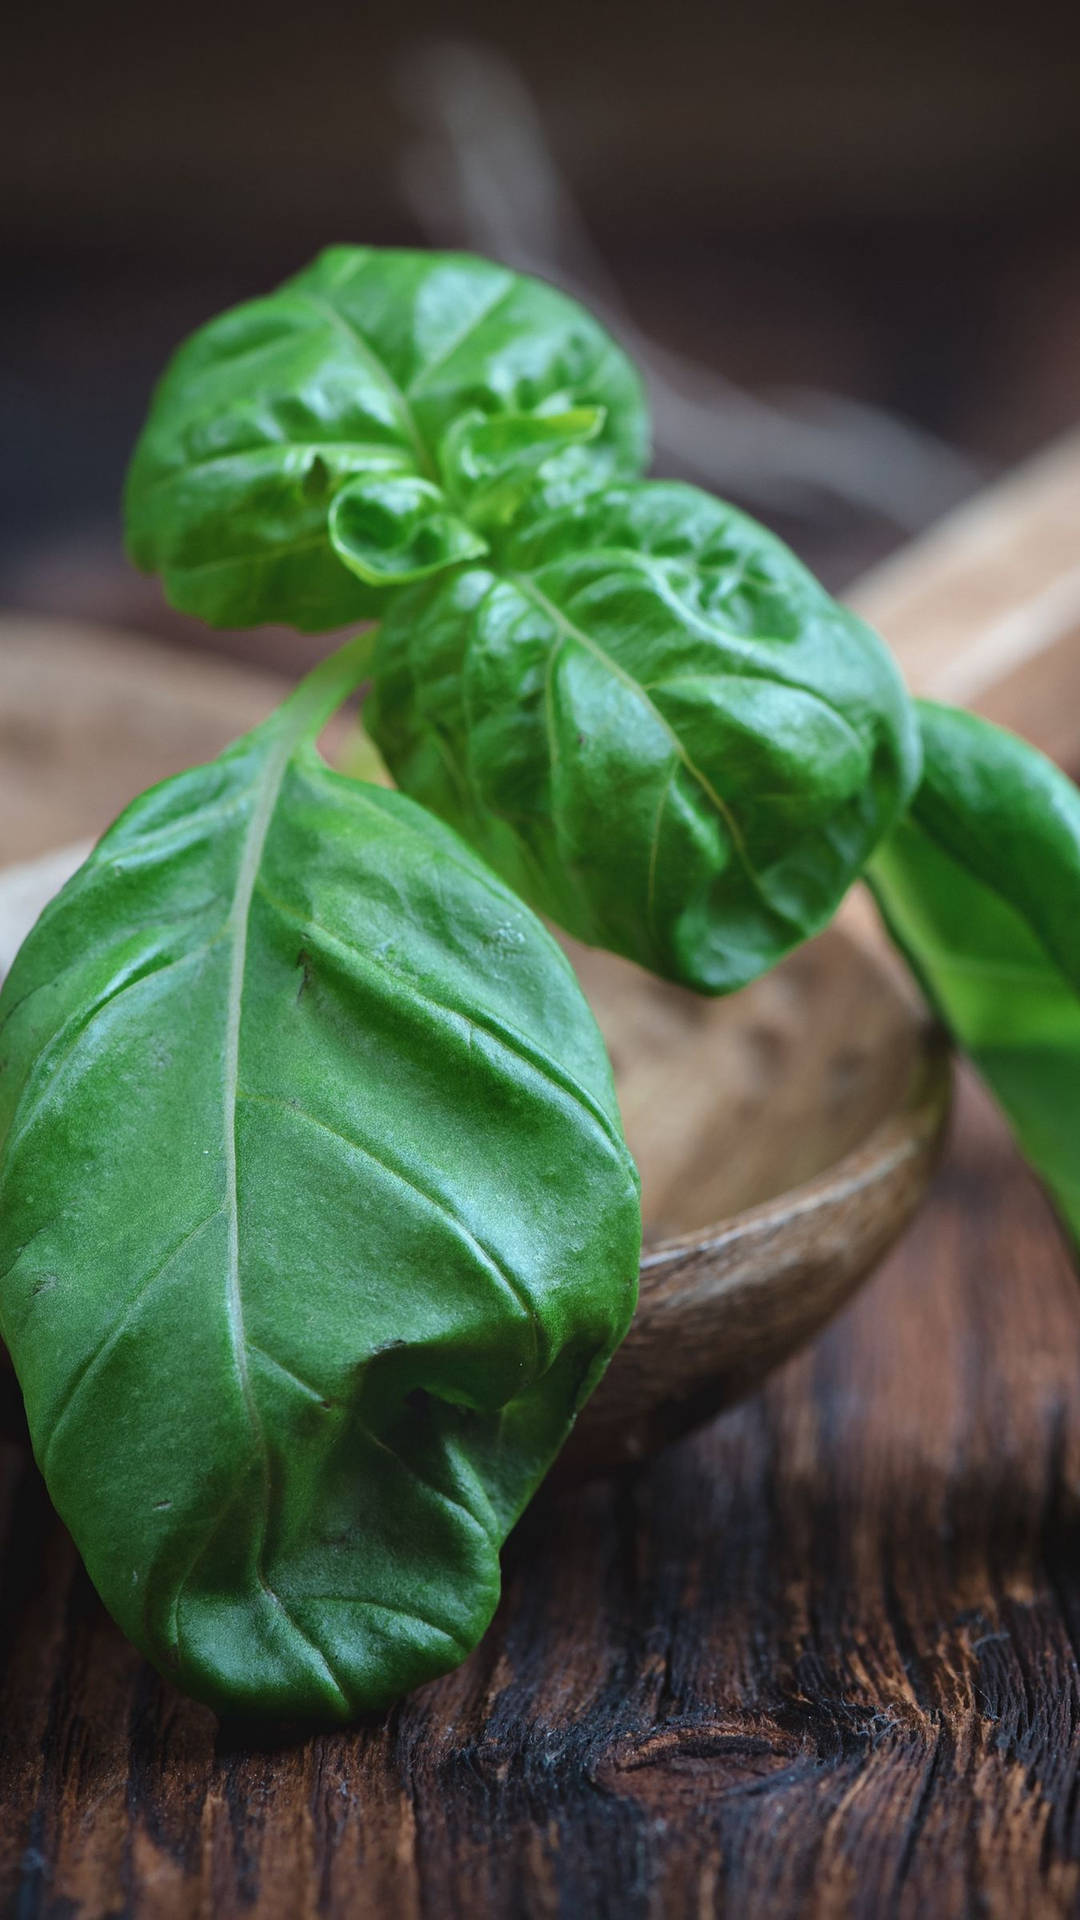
[851,427,1080,770]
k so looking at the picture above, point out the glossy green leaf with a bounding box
[328,473,487,586]
[368,480,921,993]
[439,405,606,529]
[0,638,640,1722]
[869,700,1080,1247]
[124,247,648,630]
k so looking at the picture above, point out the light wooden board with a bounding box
[851,427,1080,768]
[0,617,289,865]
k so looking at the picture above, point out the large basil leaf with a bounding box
[0,638,640,1721]
[125,247,648,629]
[870,700,1080,1248]
[368,481,921,993]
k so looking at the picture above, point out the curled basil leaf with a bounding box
[125,247,648,630]
[439,405,607,530]
[0,640,640,1721]
[869,700,1080,1248]
[328,473,487,586]
[368,481,921,994]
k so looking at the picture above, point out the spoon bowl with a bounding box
[560,923,951,1477]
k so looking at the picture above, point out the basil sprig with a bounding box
[1,247,1076,1723]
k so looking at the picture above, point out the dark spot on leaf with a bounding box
[357,1340,407,1379]
[295,949,315,1002]
[302,454,330,501]
[32,1275,59,1297]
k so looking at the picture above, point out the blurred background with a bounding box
[4,0,1080,676]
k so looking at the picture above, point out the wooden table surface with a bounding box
[2,435,1080,1918]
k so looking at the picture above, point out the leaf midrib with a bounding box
[222,719,292,1450]
[298,290,437,483]
[133,441,414,504]
[212,684,363,1711]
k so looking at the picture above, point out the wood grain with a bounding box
[2,430,1080,1917]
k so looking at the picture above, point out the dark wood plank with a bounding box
[2,1073,1080,1918]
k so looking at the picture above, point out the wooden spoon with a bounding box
[562,927,949,1476]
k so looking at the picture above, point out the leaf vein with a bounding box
[297,290,435,481]
[236,1087,544,1369]
[245,1342,492,1544]
[1,940,226,1173]
[41,1209,226,1476]
[509,572,805,933]
[252,875,626,1162]
[405,277,516,397]
[132,442,412,504]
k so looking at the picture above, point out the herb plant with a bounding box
[1,248,1077,1723]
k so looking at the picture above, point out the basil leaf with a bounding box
[869,700,1080,1248]
[368,481,921,993]
[0,638,640,1721]
[328,473,487,586]
[125,247,648,630]
[439,405,607,530]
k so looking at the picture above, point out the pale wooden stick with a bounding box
[850,428,1080,767]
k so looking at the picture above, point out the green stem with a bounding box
[338,711,394,789]
[277,627,379,742]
